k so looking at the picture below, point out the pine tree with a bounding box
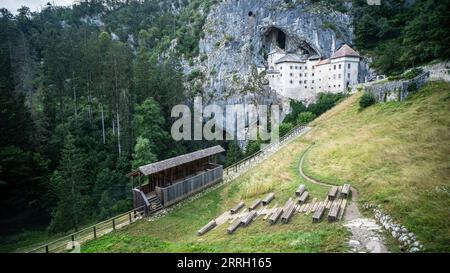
[48,134,87,233]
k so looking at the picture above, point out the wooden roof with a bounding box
[134,145,225,176]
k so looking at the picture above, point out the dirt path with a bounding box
[298,145,389,253]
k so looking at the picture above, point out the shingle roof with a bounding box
[136,146,225,176]
[275,54,306,64]
[331,44,360,59]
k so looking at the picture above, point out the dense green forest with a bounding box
[0,0,220,241]
[0,0,448,250]
[351,0,450,75]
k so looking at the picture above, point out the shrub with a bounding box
[360,92,376,109]
[297,112,316,124]
[403,68,424,80]
[186,69,204,81]
[279,123,294,137]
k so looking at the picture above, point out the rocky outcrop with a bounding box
[186,0,355,109]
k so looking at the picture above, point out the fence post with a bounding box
[71,235,75,249]
[129,211,132,223]
[112,218,116,230]
[93,226,97,239]
[45,245,49,253]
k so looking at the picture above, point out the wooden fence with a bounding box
[26,205,146,253]
[223,125,307,177]
[156,164,223,207]
[26,124,308,253]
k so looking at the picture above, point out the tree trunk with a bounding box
[117,109,122,155]
[101,105,106,144]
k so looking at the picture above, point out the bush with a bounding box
[360,92,376,109]
[279,123,294,137]
[403,68,424,80]
[297,112,316,124]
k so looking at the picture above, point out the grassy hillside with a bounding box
[82,140,349,253]
[303,81,450,252]
[83,81,450,253]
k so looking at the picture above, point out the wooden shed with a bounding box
[128,146,225,212]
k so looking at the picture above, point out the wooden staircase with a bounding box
[147,195,164,214]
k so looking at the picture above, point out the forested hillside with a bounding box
[0,0,219,245]
[351,0,450,75]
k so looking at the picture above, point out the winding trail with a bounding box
[298,145,389,253]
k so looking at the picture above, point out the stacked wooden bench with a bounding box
[341,184,351,198]
[248,199,261,211]
[240,211,257,226]
[269,207,283,225]
[197,220,217,236]
[295,184,306,196]
[298,191,309,204]
[281,198,295,224]
[312,203,326,223]
[327,186,339,201]
[262,192,275,206]
[328,199,342,222]
[230,202,245,214]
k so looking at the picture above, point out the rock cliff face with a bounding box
[186,0,355,110]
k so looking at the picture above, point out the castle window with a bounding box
[348,73,351,78]
[312,80,315,83]
[304,80,307,84]
[299,73,302,77]
[305,86,307,89]
[299,81,301,84]
[290,66,293,70]
[338,84,341,87]
[290,73,293,77]
[312,73,315,76]
[290,80,293,84]
[333,74,336,79]
[299,66,302,70]
[305,66,308,70]
[339,64,341,69]
[334,85,336,87]
[348,64,351,69]
[338,74,341,79]
[334,65,336,70]
[295,66,298,69]
[280,66,282,70]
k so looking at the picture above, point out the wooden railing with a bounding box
[223,125,308,178]
[26,205,146,253]
[156,164,223,207]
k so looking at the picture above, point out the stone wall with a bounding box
[365,71,430,102]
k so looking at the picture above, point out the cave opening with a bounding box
[276,30,286,50]
[248,11,253,17]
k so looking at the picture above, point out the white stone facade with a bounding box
[265,44,362,102]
